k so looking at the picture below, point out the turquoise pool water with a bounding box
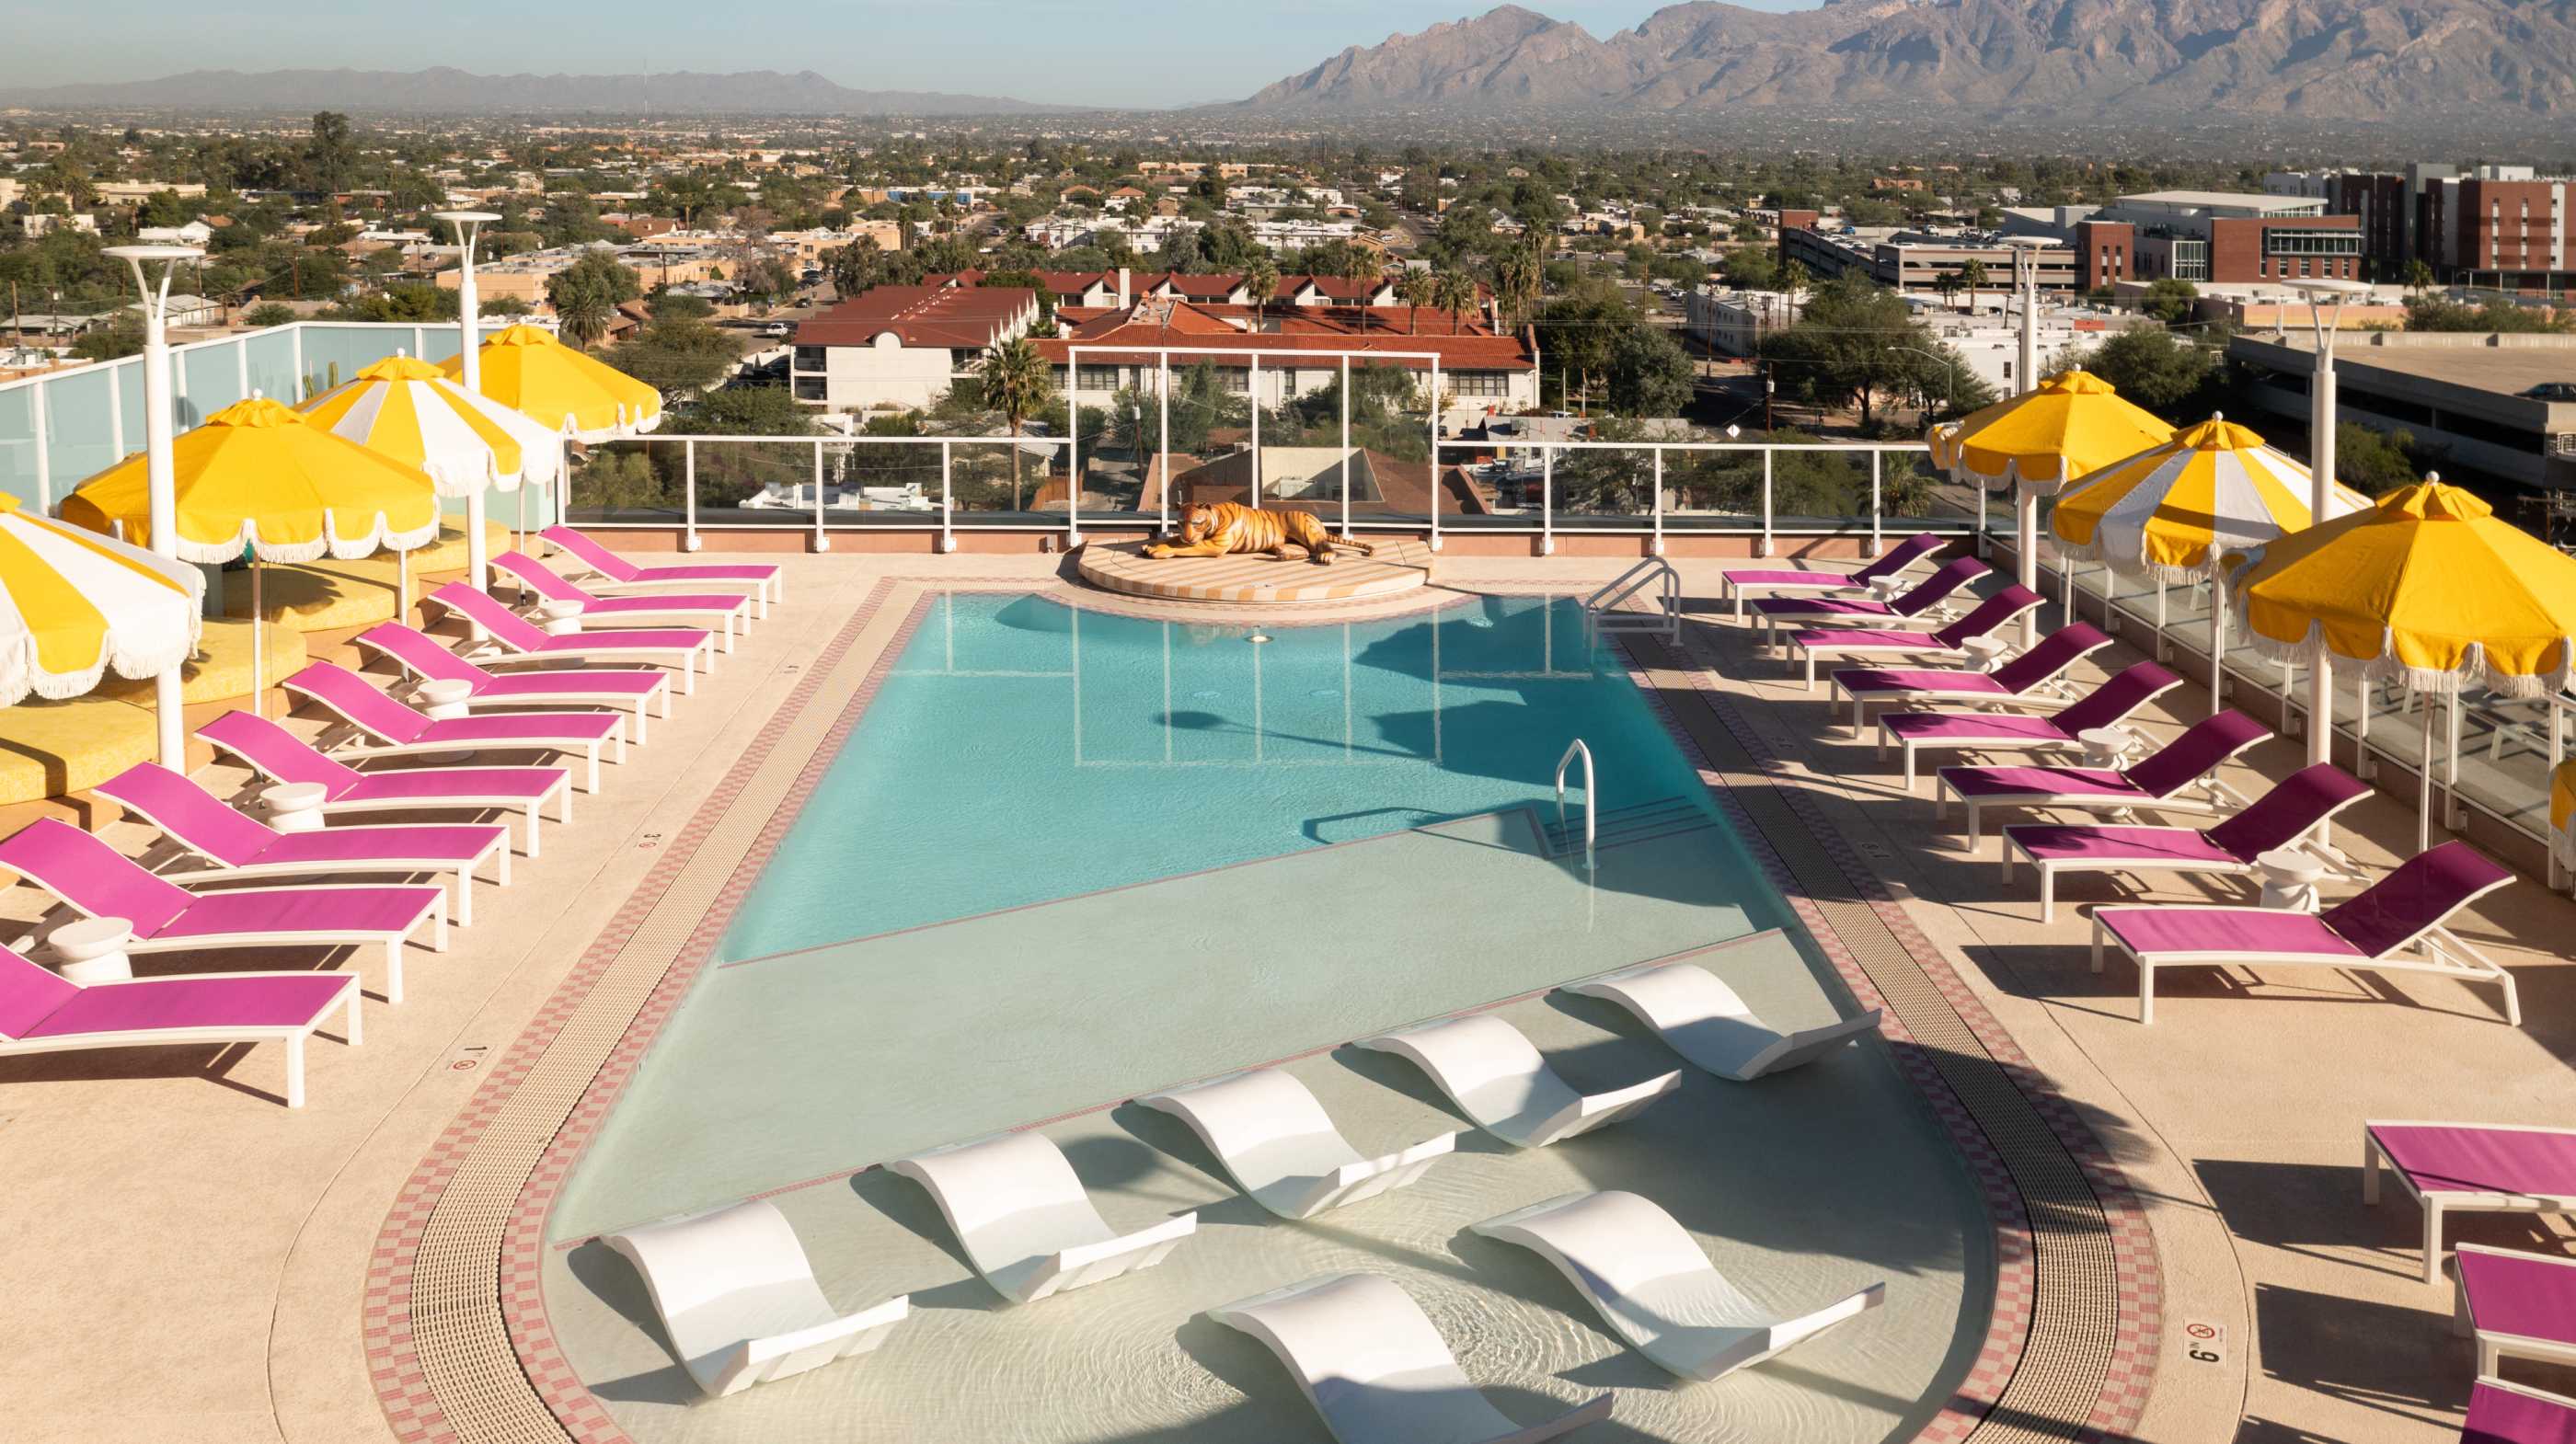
[720,591,1773,958]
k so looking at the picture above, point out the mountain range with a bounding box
[1240,0,2576,121]
[8,67,1067,116]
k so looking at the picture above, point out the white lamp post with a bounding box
[102,243,205,773]
[433,211,502,620]
[2003,236,2054,645]
[2284,278,2370,771]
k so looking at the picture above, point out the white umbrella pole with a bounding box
[2448,689,2464,833]
[2155,580,2167,661]
[2209,574,2226,719]
[399,548,408,625]
[2017,488,2039,647]
[2420,698,2437,855]
[251,562,263,721]
[466,490,489,640]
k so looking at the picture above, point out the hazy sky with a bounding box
[5,0,1820,107]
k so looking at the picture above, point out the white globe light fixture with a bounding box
[101,243,206,771]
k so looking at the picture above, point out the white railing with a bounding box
[1556,738,1596,871]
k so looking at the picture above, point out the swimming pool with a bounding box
[719,591,1777,958]
[546,587,1993,1444]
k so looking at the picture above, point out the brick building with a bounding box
[2328,165,2574,288]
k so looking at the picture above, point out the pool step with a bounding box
[1541,796,1707,857]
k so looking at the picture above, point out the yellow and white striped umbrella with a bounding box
[2053,414,2373,583]
[299,355,563,498]
[0,493,201,707]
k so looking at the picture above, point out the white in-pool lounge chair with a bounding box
[1354,1014,1681,1149]
[1470,1190,1885,1381]
[1137,1068,1455,1220]
[1208,1272,1612,1444]
[604,1198,907,1398]
[2363,1119,2576,1285]
[889,1131,1195,1304]
[1561,954,1880,1082]
[0,947,359,1108]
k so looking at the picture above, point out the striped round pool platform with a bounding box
[1075,537,1432,605]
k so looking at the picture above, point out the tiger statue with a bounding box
[1143,503,1378,566]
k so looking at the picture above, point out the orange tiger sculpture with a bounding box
[1143,503,1378,566]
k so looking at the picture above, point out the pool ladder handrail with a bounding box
[1581,556,1681,643]
[1556,738,1596,871]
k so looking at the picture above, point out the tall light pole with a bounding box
[102,243,204,773]
[2003,236,2054,644]
[434,211,502,623]
[2285,277,2369,772]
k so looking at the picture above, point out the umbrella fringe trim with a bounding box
[2226,613,2576,700]
[0,623,203,706]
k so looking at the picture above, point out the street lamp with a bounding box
[101,243,204,772]
[2001,235,2057,644]
[433,211,503,617]
[1883,344,1960,422]
[2284,276,2370,775]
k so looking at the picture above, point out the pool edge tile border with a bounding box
[367,579,2157,1444]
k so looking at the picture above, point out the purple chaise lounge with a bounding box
[2457,1380,2576,1444]
[1785,586,2044,691]
[0,948,360,1107]
[542,524,780,616]
[0,819,446,1004]
[200,711,572,857]
[1935,709,2271,847]
[2364,1121,2576,1285]
[1877,662,2182,790]
[1719,531,1944,620]
[96,763,510,926]
[1754,556,1991,645]
[492,550,752,652]
[2092,841,2517,1027]
[282,662,625,794]
[428,583,714,693]
[2000,763,2371,922]
[2455,1243,2576,1374]
[1829,623,2111,734]
[356,622,672,742]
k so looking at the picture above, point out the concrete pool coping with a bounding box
[354,573,2156,1444]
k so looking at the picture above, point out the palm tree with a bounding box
[1933,272,1962,313]
[1239,255,1281,322]
[550,277,614,350]
[1958,258,1987,315]
[2404,258,2435,297]
[983,336,1052,510]
[1432,269,1478,334]
[1395,269,1432,334]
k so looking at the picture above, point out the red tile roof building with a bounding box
[790,284,1041,410]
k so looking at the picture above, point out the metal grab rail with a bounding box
[1581,556,1681,643]
[1556,738,1596,870]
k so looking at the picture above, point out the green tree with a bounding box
[1239,254,1281,320]
[981,336,1052,509]
[243,302,296,328]
[661,384,816,436]
[2064,327,2216,418]
[545,250,639,349]
[1755,273,1926,429]
[1720,246,1779,292]
[1395,269,1432,335]
[826,236,882,299]
[72,315,144,361]
[1431,269,1478,335]
[306,111,355,194]
[1957,258,1988,313]
[2335,420,2432,495]
[2402,258,2436,296]
[1932,271,1961,312]
[2141,278,2200,326]
[1601,325,1693,416]
[614,315,741,396]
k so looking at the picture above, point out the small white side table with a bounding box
[1963,635,2014,673]
[1867,575,1907,604]
[262,782,330,834]
[2257,848,2328,911]
[2079,727,2140,770]
[537,599,584,636]
[51,915,135,984]
[413,678,476,720]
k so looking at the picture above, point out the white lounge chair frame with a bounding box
[2364,1120,2576,1285]
[604,1198,907,1397]
[287,675,626,796]
[495,553,749,652]
[890,1131,1195,1303]
[1355,1014,1681,1149]
[2093,902,2519,1027]
[1470,1190,1885,1381]
[0,968,360,1107]
[353,630,674,739]
[12,871,447,1006]
[106,785,510,928]
[2455,1243,2576,1375]
[1937,767,2253,850]
[1208,1272,1612,1444]
[1562,957,1880,1082]
[2001,807,2363,925]
[1138,1068,1455,1220]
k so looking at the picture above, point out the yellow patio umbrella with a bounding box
[0,494,201,708]
[440,323,661,444]
[63,394,440,716]
[2053,414,2372,716]
[1927,369,2176,641]
[2233,475,2576,851]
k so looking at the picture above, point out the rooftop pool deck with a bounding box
[542,590,1994,1442]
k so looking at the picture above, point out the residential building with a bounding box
[1685,288,1803,356]
[2327,164,2575,288]
[93,180,207,206]
[2227,329,2576,492]
[790,283,1041,411]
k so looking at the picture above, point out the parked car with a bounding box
[759,322,791,338]
[2520,382,2576,401]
